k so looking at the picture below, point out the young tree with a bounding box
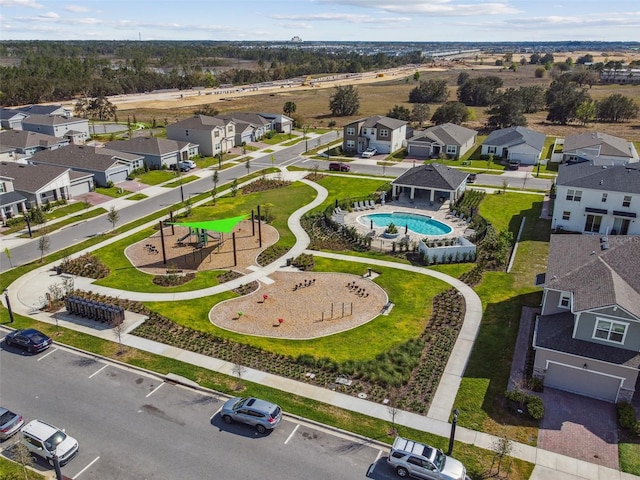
[283,101,297,116]
[107,205,120,231]
[231,178,238,197]
[112,318,126,354]
[386,105,411,121]
[408,79,448,103]
[576,99,597,126]
[329,85,360,116]
[38,229,50,262]
[534,67,546,78]
[412,71,420,82]
[4,247,12,268]
[211,169,219,205]
[411,103,430,126]
[431,101,470,125]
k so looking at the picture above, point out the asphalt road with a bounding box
[0,336,392,480]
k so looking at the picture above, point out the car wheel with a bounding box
[222,415,233,424]
[256,424,266,434]
[396,466,409,477]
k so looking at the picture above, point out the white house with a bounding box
[562,132,638,165]
[166,115,235,157]
[552,161,640,235]
[342,115,407,155]
[481,126,546,165]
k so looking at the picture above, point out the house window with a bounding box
[215,131,220,138]
[601,193,607,203]
[346,140,355,149]
[584,214,602,233]
[446,145,457,154]
[0,182,5,193]
[593,318,627,344]
[558,292,571,309]
[566,189,582,201]
[623,196,631,207]
[227,126,232,133]
[346,127,356,136]
[487,146,497,154]
[379,129,389,138]
[562,211,570,221]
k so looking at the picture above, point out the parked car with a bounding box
[21,420,79,467]
[387,436,467,480]
[0,407,24,440]
[508,159,520,170]
[220,397,282,434]
[361,147,377,158]
[328,162,350,172]
[4,328,52,353]
[466,173,477,183]
[181,159,197,169]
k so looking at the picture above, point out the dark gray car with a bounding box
[220,397,282,434]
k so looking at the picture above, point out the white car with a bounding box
[21,420,79,467]
[387,436,467,480]
[361,147,377,158]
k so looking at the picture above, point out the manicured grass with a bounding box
[475,191,545,234]
[16,208,108,238]
[0,457,45,480]
[620,442,640,475]
[460,135,487,161]
[134,169,177,185]
[95,186,131,198]
[542,136,556,160]
[261,133,298,145]
[314,175,390,212]
[128,193,148,201]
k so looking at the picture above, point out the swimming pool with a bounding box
[359,212,452,236]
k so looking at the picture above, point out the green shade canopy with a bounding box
[170,215,248,233]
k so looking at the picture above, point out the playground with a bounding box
[124,220,279,275]
[209,271,388,340]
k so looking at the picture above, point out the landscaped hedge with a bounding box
[617,401,640,435]
[504,390,545,420]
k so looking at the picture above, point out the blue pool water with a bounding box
[359,212,452,236]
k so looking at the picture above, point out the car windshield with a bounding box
[44,431,66,452]
[29,333,47,343]
[232,398,247,410]
[433,450,446,471]
[0,411,16,424]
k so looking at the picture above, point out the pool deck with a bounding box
[338,198,472,248]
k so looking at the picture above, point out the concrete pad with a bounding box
[536,450,560,469]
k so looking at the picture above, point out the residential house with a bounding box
[29,145,143,187]
[562,132,638,165]
[406,123,477,160]
[0,173,28,224]
[0,108,28,130]
[391,163,469,204]
[166,115,235,157]
[258,113,293,134]
[214,112,272,145]
[21,114,90,144]
[0,145,17,163]
[551,161,640,235]
[342,115,407,155]
[0,161,71,209]
[533,234,640,403]
[105,137,199,170]
[481,126,546,166]
[0,130,70,159]
[14,104,73,117]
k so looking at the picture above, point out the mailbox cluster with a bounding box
[65,296,125,324]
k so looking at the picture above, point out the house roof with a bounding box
[361,115,407,130]
[563,132,632,158]
[409,123,477,146]
[21,113,86,126]
[30,145,141,172]
[0,190,27,207]
[0,108,27,121]
[0,130,69,150]
[535,312,640,367]
[15,105,69,116]
[171,115,231,131]
[392,163,469,190]
[0,161,69,193]
[556,161,640,194]
[217,112,270,127]
[104,137,194,156]
[545,234,640,318]
[483,126,546,152]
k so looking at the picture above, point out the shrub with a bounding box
[526,396,544,420]
[529,377,544,392]
[617,401,637,430]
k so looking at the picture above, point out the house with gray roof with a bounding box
[391,163,469,204]
[258,113,293,134]
[29,145,142,187]
[551,162,640,235]
[214,112,272,146]
[481,126,546,165]
[533,234,640,403]
[21,114,90,144]
[15,104,72,117]
[0,130,70,159]
[0,108,27,130]
[0,172,28,224]
[406,123,477,160]
[166,115,235,156]
[342,115,407,155]
[562,132,638,165]
[105,137,198,170]
[0,161,71,210]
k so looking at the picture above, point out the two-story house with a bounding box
[552,162,640,235]
[533,234,640,403]
[0,161,72,210]
[406,123,477,160]
[166,115,235,157]
[21,114,90,144]
[0,108,28,130]
[481,126,546,165]
[562,132,639,165]
[105,137,199,170]
[342,115,407,155]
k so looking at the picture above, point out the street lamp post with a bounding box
[3,289,14,323]
[304,126,309,153]
[446,408,459,456]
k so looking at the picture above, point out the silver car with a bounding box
[387,436,467,480]
[220,397,282,434]
[0,407,24,440]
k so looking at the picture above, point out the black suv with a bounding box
[329,162,350,172]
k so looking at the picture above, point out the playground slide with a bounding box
[177,233,191,242]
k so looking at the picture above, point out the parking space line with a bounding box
[88,364,108,378]
[284,424,299,445]
[145,382,164,398]
[210,407,222,422]
[374,449,383,462]
[36,348,58,361]
[72,456,100,479]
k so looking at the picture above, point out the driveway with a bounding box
[537,388,619,470]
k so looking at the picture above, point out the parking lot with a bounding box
[0,334,388,480]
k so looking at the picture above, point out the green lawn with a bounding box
[134,169,177,185]
[95,186,131,198]
[0,457,45,480]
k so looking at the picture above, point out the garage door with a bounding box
[545,363,621,402]
[69,179,92,197]
[409,145,431,157]
[107,169,129,184]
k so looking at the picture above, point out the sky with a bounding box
[0,0,639,43]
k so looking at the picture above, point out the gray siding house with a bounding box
[533,234,640,403]
[0,130,70,158]
[0,161,71,209]
[562,132,639,165]
[21,114,90,144]
[406,123,477,160]
[481,126,546,165]
[166,115,235,157]
[0,108,28,130]
[105,137,198,170]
